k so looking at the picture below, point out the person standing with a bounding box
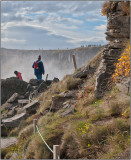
[14,71,23,80]
[32,55,45,80]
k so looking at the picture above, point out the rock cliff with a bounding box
[95,2,130,98]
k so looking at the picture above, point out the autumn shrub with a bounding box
[112,45,130,82]
[101,1,111,16]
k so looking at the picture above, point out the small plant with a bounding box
[121,107,130,118]
[101,1,111,16]
[78,122,91,134]
[91,99,103,106]
[112,45,130,82]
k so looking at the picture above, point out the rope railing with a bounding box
[36,125,54,153]
[34,120,60,159]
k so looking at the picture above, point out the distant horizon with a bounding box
[2,1,107,50]
[1,44,105,51]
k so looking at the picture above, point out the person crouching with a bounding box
[14,71,23,80]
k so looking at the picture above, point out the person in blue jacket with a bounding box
[32,55,45,80]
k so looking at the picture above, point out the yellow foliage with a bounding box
[112,45,130,82]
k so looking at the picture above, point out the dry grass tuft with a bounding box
[19,124,33,140]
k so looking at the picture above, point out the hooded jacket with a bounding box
[32,59,45,76]
[16,72,23,80]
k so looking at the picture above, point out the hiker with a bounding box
[32,55,45,80]
[14,71,23,80]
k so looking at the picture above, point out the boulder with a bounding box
[73,66,95,79]
[1,77,28,104]
[2,113,27,128]
[60,106,74,117]
[52,77,59,83]
[1,124,9,137]
[1,137,17,149]
[1,102,13,110]
[37,82,47,92]
[29,79,42,86]
[19,100,39,115]
[6,93,19,104]
[7,108,17,118]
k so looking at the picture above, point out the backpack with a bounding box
[34,62,39,69]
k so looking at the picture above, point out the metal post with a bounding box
[46,74,48,81]
[72,54,77,70]
[53,145,60,159]
[33,119,37,134]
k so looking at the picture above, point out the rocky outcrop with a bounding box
[1,77,28,104]
[95,2,130,98]
[1,137,17,149]
[2,113,27,128]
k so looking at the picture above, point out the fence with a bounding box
[33,119,60,159]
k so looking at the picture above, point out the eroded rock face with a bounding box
[95,2,130,98]
[1,77,28,104]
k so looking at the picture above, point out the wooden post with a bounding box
[53,145,60,159]
[46,74,48,81]
[49,96,54,112]
[33,119,37,134]
[72,54,77,70]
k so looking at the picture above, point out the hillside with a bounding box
[1,1,130,159]
[1,47,130,159]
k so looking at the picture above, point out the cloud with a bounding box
[1,1,107,49]
[94,24,107,31]
[2,37,26,43]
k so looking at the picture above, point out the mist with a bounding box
[1,47,102,82]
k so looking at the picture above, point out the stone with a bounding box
[7,108,17,118]
[52,77,59,83]
[1,124,9,137]
[60,106,74,117]
[6,93,19,104]
[1,102,13,110]
[37,82,47,92]
[1,77,28,104]
[2,113,27,128]
[29,79,43,86]
[1,137,17,149]
[10,153,18,159]
[73,66,95,79]
[63,103,72,109]
[19,100,39,114]
[18,99,30,107]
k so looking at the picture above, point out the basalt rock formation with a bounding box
[1,77,28,104]
[95,2,130,98]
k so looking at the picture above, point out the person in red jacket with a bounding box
[14,71,23,80]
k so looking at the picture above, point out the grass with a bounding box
[39,75,82,113]
[109,101,122,116]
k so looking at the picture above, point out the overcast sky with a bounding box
[1,1,107,50]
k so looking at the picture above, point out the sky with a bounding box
[1,1,108,50]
